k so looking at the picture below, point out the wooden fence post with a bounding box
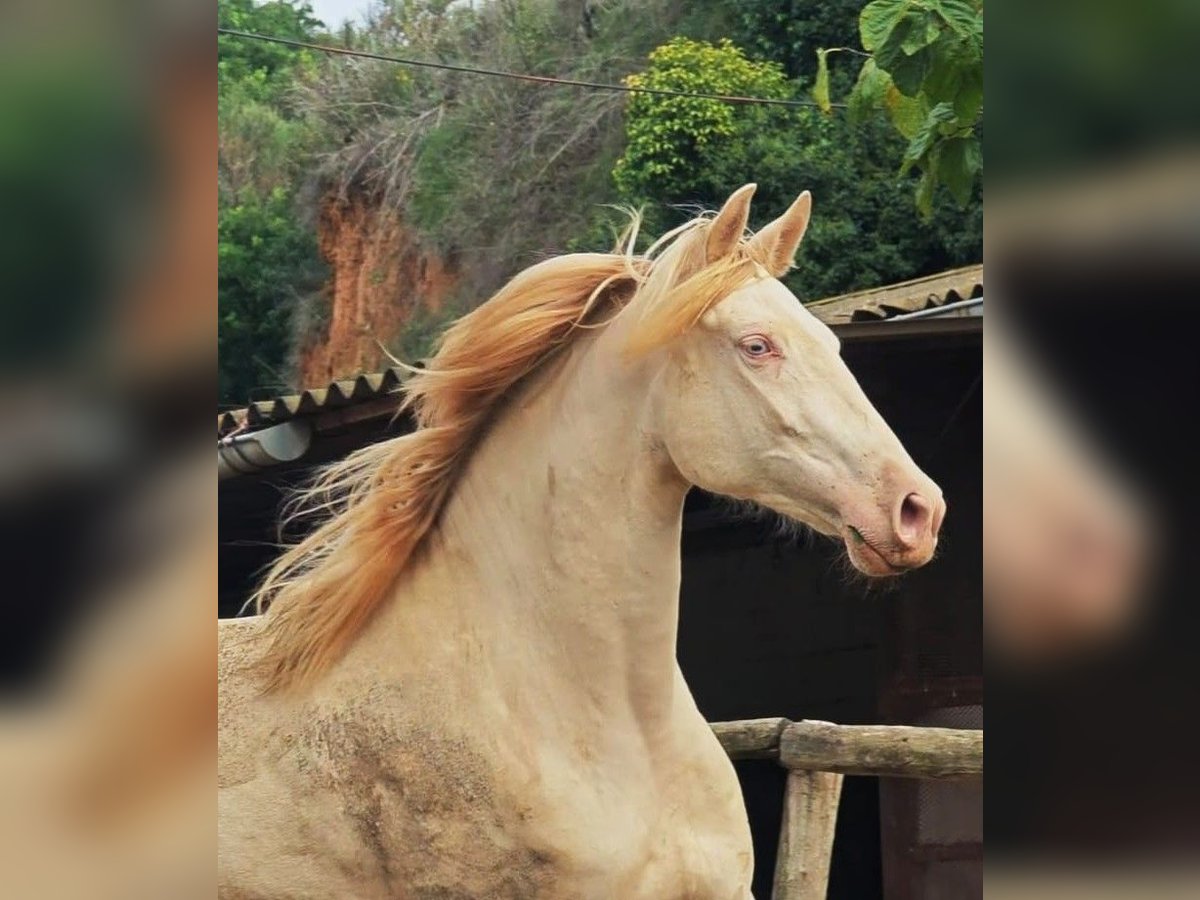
[771,769,843,900]
[710,718,982,900]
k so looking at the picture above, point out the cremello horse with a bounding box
[218,185,945,899]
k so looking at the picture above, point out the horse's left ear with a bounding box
[749,191,812,277]
[706,183,757,262]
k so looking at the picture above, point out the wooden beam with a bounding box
[712,718,788,760]
[832,316,982,342]
[772,769,844,900]
[312,396,409,433]
[778,720,982,779]
[711,718,983,776]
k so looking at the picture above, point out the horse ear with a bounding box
[706,183,757,262]
[750,190,812,277]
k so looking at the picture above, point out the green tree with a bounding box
[219,189,326,402]
[218,0,326,404]
[614,38,792,209]
[726,0,867,80]
[613,37,980,300]
[814,0,983,215]
[218,0,324,95]
[214,0,982,396]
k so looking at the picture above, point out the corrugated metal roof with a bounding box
[217,264,982,437]
[805,264,983,325]
[218,367,407,436]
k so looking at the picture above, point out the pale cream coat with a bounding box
[218,187,944,899]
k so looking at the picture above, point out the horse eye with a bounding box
[740,337,773,358]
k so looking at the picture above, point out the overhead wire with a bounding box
[217,28,844,110]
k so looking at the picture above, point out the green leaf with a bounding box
[900,14,943,55]
[891,49,933,95]
[813,49,832,114]
[913,140,943,218]
[915,167,937,219]
[953,63,983,122]
[875,16,935,96]
[933,0,983,39]
[860,0,912,53]
[885,84,929,139]
[902,101,956,173]
[848,58,892,125]
[938,136,982,205]
[922,37,965,103]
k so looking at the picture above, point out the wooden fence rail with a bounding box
[712,717,982,778]
[709,717,983,900]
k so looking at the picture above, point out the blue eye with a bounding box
[740,336,774,357]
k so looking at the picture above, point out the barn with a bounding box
[218,264,983,900]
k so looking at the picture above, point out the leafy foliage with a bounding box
[303,0,686,297]
[815,0,983,216]
[219,189,326,402]
[218,0,323,93]
[612,37,980,299]
[614,39,791,205]
[216,0,983,398]
[218,0,326,404]
[724,0,867,80]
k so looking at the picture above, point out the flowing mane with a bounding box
[252,211,771,691]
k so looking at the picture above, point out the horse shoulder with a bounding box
[217,616,269,790]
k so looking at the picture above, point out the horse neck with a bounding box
[429,326,691,731]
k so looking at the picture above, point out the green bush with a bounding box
[613,35,981,300]
[614,38,791,207]
[218,189,325,403]
[218,0,326,403]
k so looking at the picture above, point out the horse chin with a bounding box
[843,534,906,578]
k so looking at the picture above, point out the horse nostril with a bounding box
[898,492,933,545]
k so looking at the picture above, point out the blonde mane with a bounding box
[252,212,770,691]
